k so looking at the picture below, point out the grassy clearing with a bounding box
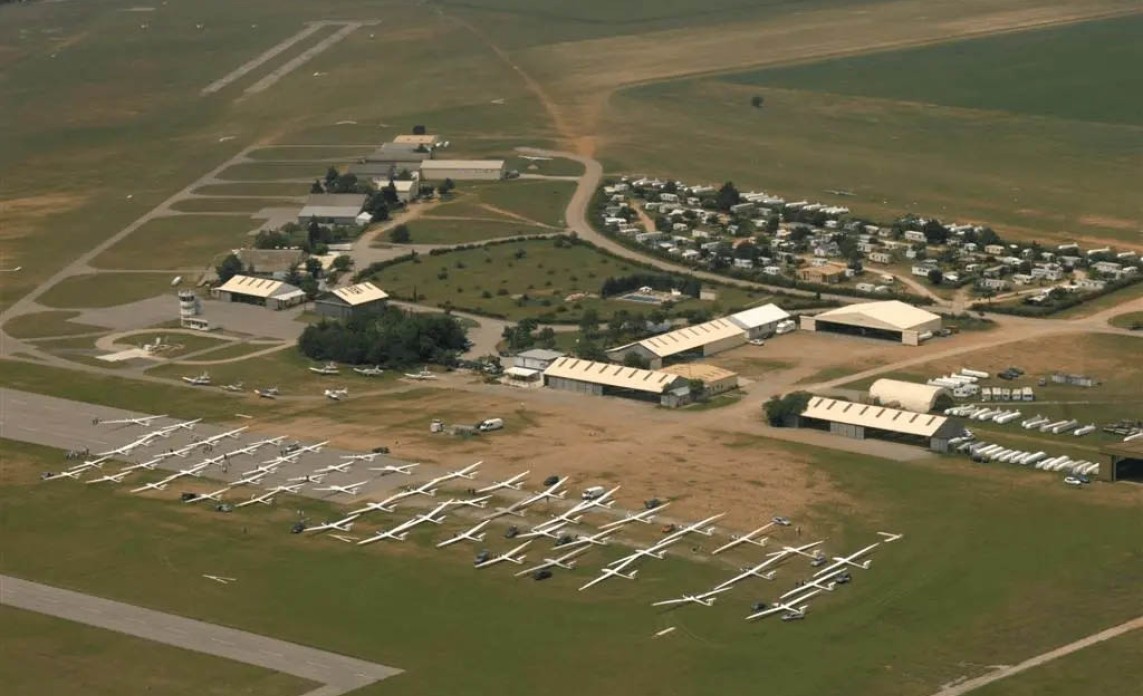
[92,216,256,271]
[461,180,575,227]
[38,273,177,309]
[0,360,252,421]
[192,182,311,197]
[169,198,296,214]
[729,15,1143,126]
[146,347,396,392]
[399,219,547,245]
[972,630,1143,696]
[215,162,327,182]
[505,156,585,177]
[1,432,1139,696]
[1050,281,1143,319]
[3,311,104,339]
[180,341,285,362]
[114,331,232,357]
[602,80,1142,246]
[367,239,766,321]
[245,146,370,161]
[1109,311,1143,330]
[0,606,312,696]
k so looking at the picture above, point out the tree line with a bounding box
[298,307,469,367]
[600,273,701,299]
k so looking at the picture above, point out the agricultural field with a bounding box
[365,238,767,321]
[91,216,257,271]
[2,432,1140,696]
[0,607,312,696]
[37,273,183,310]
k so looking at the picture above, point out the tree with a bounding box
[622,352,650,369]
[716,181,741,211]
[304,257,323,278]
[298,306,468,368]
[389,224,411,244]
[381,182,399,206]
[922,218,949,245]
[578,307,601,337]
[300,276,319,300]
[763,391,812,426]
[310,179,324,194]
[412,125,426,135]
[536,327,557,349]
[306,219,322,248]
[324,167,339,186]
[751,95,764,109]
[438,178,455,196]
[574,339,608,362]
[927,268,944,285]
[215,253,243,284]
[332,255,353,272]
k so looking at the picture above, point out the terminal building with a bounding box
[794,395,965,452]
[542,357,691,407]
[800,300,941,346]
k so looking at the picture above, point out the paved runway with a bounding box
[1,575,400,695]
[0,387,458,506]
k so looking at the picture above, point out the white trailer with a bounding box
[995,411,1023,425]
[1023,452,1047,466]
[1051,420,1080,434]
[1082,463,1100,476]
[1073,424,1097,437]
[1023,416,1049,429]
[931,378,961,389]
[960,368,990,379]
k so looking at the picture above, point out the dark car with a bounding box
[543,475,561,487]
[290,522,306,534]
[371,446,390,454]
[644,498,662,510]
[532,569,553,581]
[505,526,520,539]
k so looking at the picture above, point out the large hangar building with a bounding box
[542,357,690,407]
[795,396,964,452]
[800,300,941,346]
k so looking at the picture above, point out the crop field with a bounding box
[2,433,1140,696]
[0,607,312,696]
[37,273,183,310]
[366,239,766,321]
[91,216,257,271]
[728,15,1143,126]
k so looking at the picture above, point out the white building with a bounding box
[800,300,942,346]
[419,159,506,181]
[726,303,791,339]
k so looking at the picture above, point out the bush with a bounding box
[389,224,411,244]
[763,391,812,427]
[298,307,468,368]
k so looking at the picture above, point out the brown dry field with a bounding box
[513,0,1141,143]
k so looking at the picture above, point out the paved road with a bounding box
[930,615,1143,696]
[1,575,400,695]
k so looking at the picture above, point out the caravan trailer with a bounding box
[1073,424,1097,437]
[1051,420,1080,434]
[960,368,990,379]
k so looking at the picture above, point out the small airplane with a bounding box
[309,362,340,375]
[811,543,879,578]
[473,540,532,569]
[516,519,569,540]
[313,480,369,496]
[368,462,420,476]
[41,469,87,482]
[556,528,616,550]
[95,433,163,459]
[324,388,348,401]
[95,414,168,427]
[257,452,301,469]
[234,484,302,507]
[777,571,847,600]
[225,437,285,457]
[353,365,384,376]
[293,441,329,455]
[436,520,492,548]
[184,486,232,503]
[356,504,449,545]
[474,470,529,494]
[493,476,568,517]
[597,502,670,531]
[203,575,236,585]
[310,461,354,476]
[255,387,279,399]
[424,461,482,487]
[304,514,361,533]
[712,542,825,591]
[130,462,209,493]
[84,469,135,485]
[514,546,588,577]
[711,523,776,555]
[578,564,639,591]
[438,495,493,511]
[403,368,436,380]
[196,427,249,448]
[549,486,622,525]
[222,382,244,392]
[340,453,381,463]
[606,536,682,566]
[229,471,270,487]
[652,587,731,608]
[746,588,824,621]
[877,531,904,543]
[182,372,211,386]
[660,513,726,544]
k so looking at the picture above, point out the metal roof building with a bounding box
[659,363,739,396]
[605,317,747,369]
[869,379,953,413]
[727,303,791,338]
[1100,438,1143,483]
[212,275,304,310]
[420,159,506,181]
[796,396,964,452]
[314,282,389,320]
[800,300,942,346]
[297,193,369,226]
[542,357,690,407]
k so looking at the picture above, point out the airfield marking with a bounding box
[1,575,402,695]
[931,615,1143,696]
[202,22,327,95]
[243,22,372,96]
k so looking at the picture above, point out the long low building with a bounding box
[799,300,941,346]
[212,275,305,310]
[727,303,791,339]
[658,363,739,396]
[542,357,690,407]
[795,395,964,452]
[606,317,747,369]
[419,159,505,181]
[297,193,369,226]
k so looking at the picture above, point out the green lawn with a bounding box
[114,331,233,358]
[1,431,1139,696]
[215,162,328,182]
[181,340,286,362]
[169,198,296,213]
[1109,311,1143,330]
[727,15,1143,126]
[147,346,395,392]
[506,156,585,177]
[193,182,311,197]
[461,179,575,227]
[245,145,371,161]
[0,606,312,696]
[37,273,179,309]
[972,630,1143,696]
[3,311,105,339]
[399,218,548,245]
[92,216,256,271]
[365,238,766,321]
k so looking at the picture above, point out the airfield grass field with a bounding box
[458,179,575,227]
[505,155,584,177]
[1108,311,1143,330]
[179,340,289,363]
[92,216,257,271]
[973,631,1143,696]
[366,238,766,321]
[2,435,1141,696]
[169,198,298,214]
[3,311,105,339]
[392,219,548,245]
[146,346,398,393]
[192,182,311,198]
[113,331,234,358]
[0,607,313,696]
[37,273,184,310]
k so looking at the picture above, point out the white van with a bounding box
[477,418,504,432]
[581,486,606,500]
